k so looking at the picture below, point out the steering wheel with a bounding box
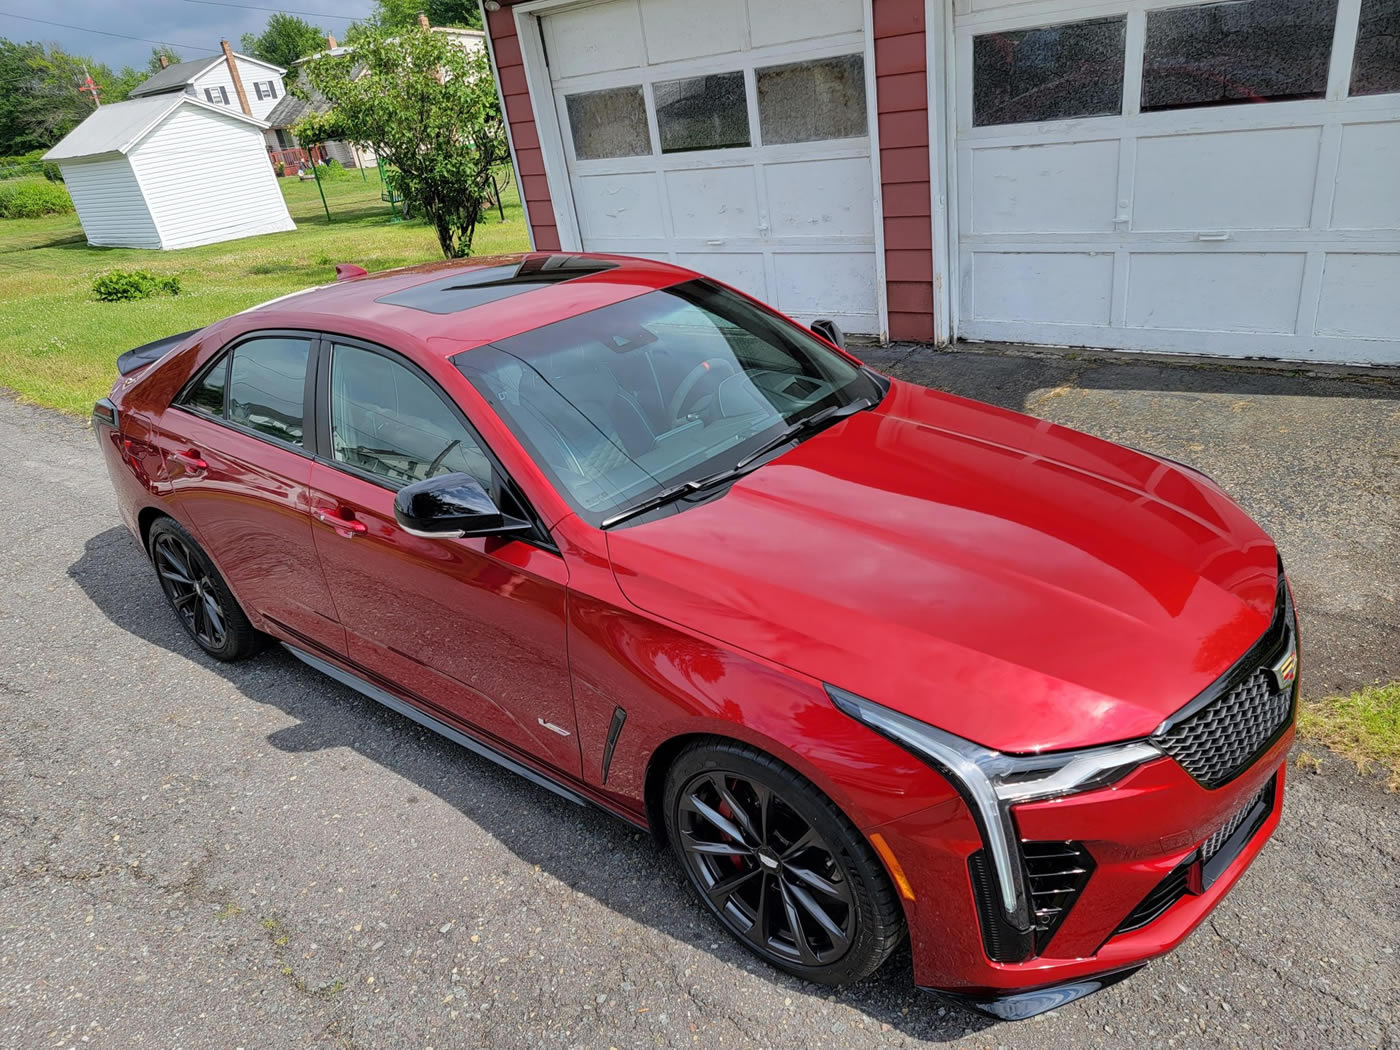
[667,358,738,422]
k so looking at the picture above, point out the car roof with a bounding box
[241,253,699,357]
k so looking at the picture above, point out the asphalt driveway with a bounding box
[2,347,1398,1050]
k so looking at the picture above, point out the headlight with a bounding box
[827,685,1161,930]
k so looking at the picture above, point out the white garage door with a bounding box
[953,0,1400,364]
[537,0,882,334]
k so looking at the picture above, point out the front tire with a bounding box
[663,740,905,985]
[147,518,262,662]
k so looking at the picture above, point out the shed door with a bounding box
[953,0,1400,364]
[541,0,881,334]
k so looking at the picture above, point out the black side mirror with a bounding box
[394,473,532,538]
[811,318,845,349]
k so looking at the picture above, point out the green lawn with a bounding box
[0,169,529,415]
[1300,681,1400,791]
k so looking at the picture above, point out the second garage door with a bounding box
[951,0,1400,364]
[538,0,883,334]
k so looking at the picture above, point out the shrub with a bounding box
[92,270,182,302]
[316,158,349,180]
[0,178,74,219]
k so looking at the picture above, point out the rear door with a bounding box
[159,331,347,656]
[305,337,581,777]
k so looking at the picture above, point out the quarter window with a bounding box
[655,72,751,152]
[972,16,1127,126]
[565,86,653,160]
[756,55,868,144]
[329,344,491,488]
[181,355,228,416]
[1141,0,1337,111]
[226,336,310,447]
[1351,0,1400,96]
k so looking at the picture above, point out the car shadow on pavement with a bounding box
[69,524,997,1043]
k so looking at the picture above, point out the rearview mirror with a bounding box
[811,318,845,349]
[393,473,532,538]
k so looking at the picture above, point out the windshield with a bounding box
[454,280,881,526]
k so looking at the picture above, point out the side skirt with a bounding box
[283,642,620,815]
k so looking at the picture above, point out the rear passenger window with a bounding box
[329,343,491,489]
[226,336,311,446]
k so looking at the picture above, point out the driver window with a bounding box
[329,343,491,489]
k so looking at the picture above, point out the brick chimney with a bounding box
[220,39,252,116]
[417,12,430,27]
[159,54,170,69]
[326,34,337,49]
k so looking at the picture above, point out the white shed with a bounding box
[43,95,295,250]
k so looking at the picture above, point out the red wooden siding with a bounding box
[486,6,559,251]
[873,0,934,341]
[484,0,936,340]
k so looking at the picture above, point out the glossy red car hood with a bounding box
[605,380,1279,753]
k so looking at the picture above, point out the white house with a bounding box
[130,52,289,124]
[43,94,295,250]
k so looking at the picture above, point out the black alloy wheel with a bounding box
[664,741,904,985]
[147,518,262,661]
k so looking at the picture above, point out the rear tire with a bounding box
[663,739,905,986]
[147,518,263,662]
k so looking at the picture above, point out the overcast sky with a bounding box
[0,1,373,69]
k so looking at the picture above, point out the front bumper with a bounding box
[874,725,1291,1014]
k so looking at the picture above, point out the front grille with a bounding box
[1022,840,1094,951]
[1154,666,1291,788]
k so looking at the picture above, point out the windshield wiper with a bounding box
[599,397,875,530]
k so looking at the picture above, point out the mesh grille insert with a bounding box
[1154,667,1291,788]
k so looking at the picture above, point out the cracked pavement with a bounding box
[2,346,1398,1049]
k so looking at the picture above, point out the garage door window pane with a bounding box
[227,337,309,447]
[1142,0,1336,111]
[1351,0,1400,96]
[565,87,652,160]
[757,55,867,144]
[973,17,1127,126]
[655,72,750,152]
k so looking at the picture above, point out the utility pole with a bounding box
[79,65,102,107]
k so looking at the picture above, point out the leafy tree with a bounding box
[239,13,326,74]
[346,0,482,40]
[296,26,505,258]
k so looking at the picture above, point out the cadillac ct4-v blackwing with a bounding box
[95,254,1299,1019]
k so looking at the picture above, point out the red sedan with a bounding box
[94,253,1298,1019]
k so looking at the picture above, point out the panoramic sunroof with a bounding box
[376,255,618,314]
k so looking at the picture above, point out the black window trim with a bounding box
[170,328,320,458]
[312,334,558,553]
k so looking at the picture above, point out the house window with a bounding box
[564,86,653,160]
[204,86,230,105]
[757,54,867,145]
[1141,0,1337,111]
[654,72,750,153]
[253,80,279,101]
[973,16,1127,126]
[1351,0,1400,96]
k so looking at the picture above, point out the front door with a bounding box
[306,339,581,777]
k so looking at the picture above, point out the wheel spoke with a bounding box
[156,540,192,580]
[777,880,818,964]
[706,865,761,904]
[192,594,207,637]
[203,593,225,638]
[158,567,195,586]
[785,864,852,904]
[682,835,752,857]
[753,872,771,942]
[171,591,198,609]
[786,881,849,947]
[780,827,820,861]
[711,776,760,845]
[687,794,748,845]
